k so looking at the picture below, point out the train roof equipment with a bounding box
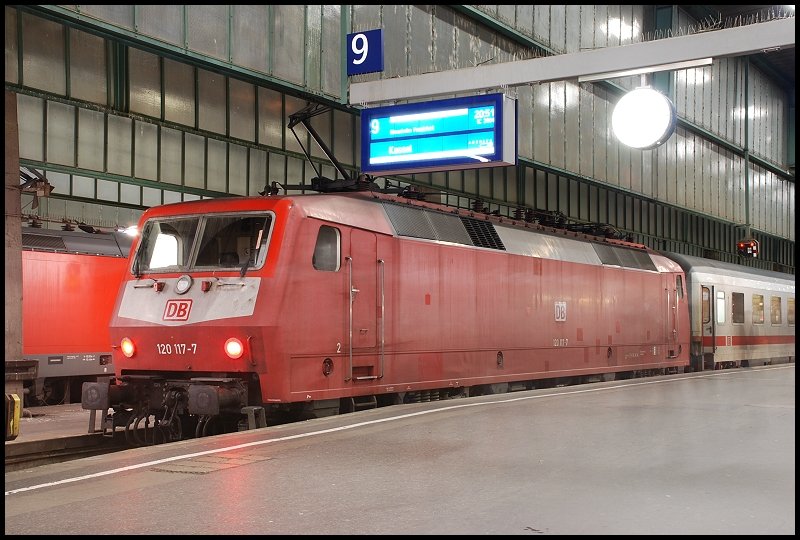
[22,227,133,258]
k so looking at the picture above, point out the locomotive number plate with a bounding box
[156,343,197,355]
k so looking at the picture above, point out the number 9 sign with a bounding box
[346,29,384,76]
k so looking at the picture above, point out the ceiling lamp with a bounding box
[611,86,677,150]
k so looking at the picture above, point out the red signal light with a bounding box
[736,238,759,258]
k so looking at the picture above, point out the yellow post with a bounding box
[5,393,21,441]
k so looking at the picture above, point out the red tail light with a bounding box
[224,338,244,359]
[120,337,136,358]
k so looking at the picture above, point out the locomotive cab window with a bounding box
[195,214,272,269]
[136,218,198,272]
[313,225,340,272]
[134,213,272,273]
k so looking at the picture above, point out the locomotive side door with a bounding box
[666,274,680,357]
[345,229,379,380]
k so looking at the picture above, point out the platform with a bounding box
[7,402,100,444]
[5,364,795,535]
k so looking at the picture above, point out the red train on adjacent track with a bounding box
[80,188,794,443]
[21,226,133,405]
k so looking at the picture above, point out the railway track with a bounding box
[5,431,130,472]
[5,408,283,472]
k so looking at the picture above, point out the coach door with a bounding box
[345,229,381,381]
[700,285,717,369]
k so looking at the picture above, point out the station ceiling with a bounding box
[681,5,795,91]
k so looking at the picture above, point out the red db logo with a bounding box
[164,299,192,321]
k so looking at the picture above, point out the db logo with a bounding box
[164,299,192,321]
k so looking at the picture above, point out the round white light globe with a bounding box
[611,87,677,149]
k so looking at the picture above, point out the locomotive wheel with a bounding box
[195,415,224,437]
[376,393,404,406]
[203,415,223,437]
[132,413,155,446]
[39,379,67,406]
[154,415,183,444]
[302,400,340,419]
[177,414,197,438]
[487,383,509,394]
[339,397,355,414]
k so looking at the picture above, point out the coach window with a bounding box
[770,296,782,325]
[715,291,726,325]
[788,298,795,326]
[731,292,745,324]
[752,294,765,325]
[701,287,711,324]
[313,225,340,272]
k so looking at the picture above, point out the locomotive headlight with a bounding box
[224,338,244,359]
[175,274,193,295]
[120,337,136,358]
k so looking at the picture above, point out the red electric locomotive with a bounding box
[22,226,133,405]
[81,189,692,441]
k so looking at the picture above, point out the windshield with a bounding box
[133,213,273,274]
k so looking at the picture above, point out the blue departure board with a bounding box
[360,93,517,176]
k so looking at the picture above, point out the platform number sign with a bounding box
[347,29,384,76]
[554,301,567,322]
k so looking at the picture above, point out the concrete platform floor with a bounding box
[5,364,795,535]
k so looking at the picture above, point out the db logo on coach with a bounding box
[164,299,192,321]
